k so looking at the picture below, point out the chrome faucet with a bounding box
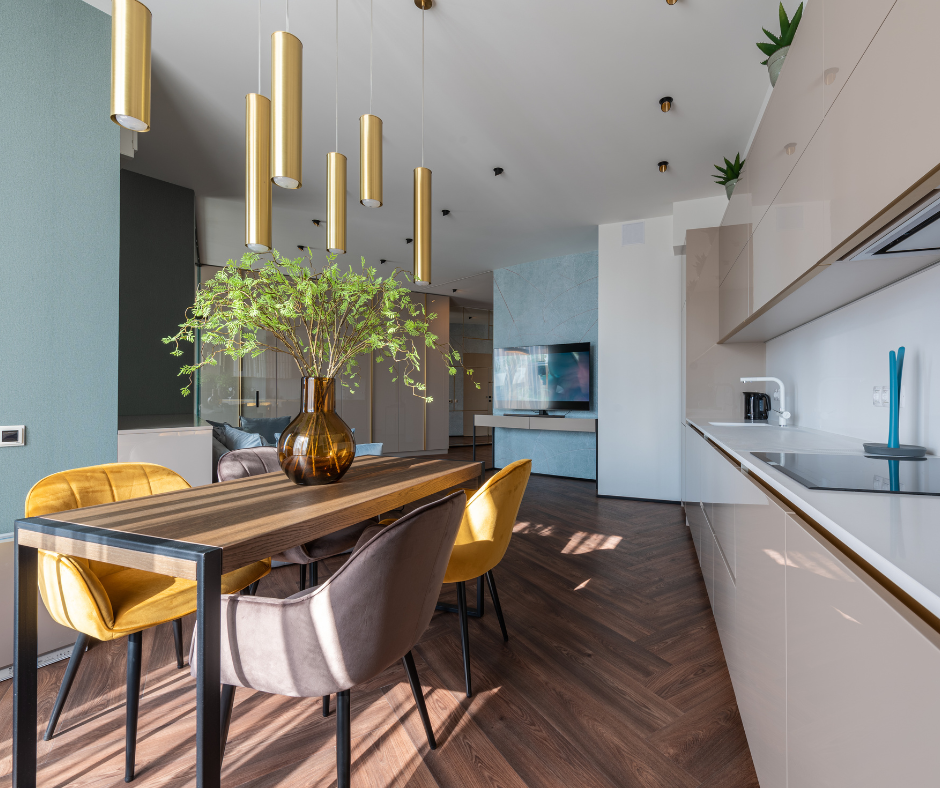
[741,377,791,427]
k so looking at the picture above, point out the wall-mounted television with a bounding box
[493,342,592,413]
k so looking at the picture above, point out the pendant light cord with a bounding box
[335,0,339,151]
[369,0,373,115]
[421,8,425,168]
[257,0,262,94]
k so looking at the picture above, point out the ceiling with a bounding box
[87,0,780,307]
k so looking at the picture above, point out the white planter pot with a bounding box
[725,179,738,200]
[768,46,789,87]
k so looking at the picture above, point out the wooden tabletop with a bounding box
[18,456,481,578]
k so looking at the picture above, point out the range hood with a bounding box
[846,188,940,261]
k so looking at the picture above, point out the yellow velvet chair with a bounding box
[25,462,270,782]
[383,458,531,698]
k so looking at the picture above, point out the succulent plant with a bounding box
[757,2,803,65]
[713,153,745,186]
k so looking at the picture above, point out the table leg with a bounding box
[13,540,38,788]
[196,550,222,788]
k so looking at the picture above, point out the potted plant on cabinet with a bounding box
[713,153,745,200]
[758,2,803,87]
[164,251,476,486]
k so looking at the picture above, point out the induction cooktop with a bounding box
[751,452,940,496]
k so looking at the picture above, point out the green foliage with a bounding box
[164,250,478,402]
[712,153,745,186]
[757,2,803,65]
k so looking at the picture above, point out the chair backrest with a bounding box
[25,463,190,588]
[443,458,532,583]
[217,446,281,481]
[354,442,383,457]
[216,490,466,697]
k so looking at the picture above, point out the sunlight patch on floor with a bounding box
[512,521,555,536]
[561,533,622,555]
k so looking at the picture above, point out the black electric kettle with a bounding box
[743,392,771,421]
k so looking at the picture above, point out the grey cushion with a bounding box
[354,442,383,457]
[217,446,281,482]
[221,424,263,451]
[206,419,231,445]
[191,490,467,697]
[240,415,292,445]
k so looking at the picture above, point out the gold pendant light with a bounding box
[327,0,347,253]
[360,0,383,207]
[246,94,272,252]
[110,0,152,132]
[327,152,347,253]
[246,1,271,253]
[413,1,431,283]
[271,30,303,189]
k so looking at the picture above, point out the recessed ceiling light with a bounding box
[442,209,451,216]
[311,219,321,226]
[406,238,413,244]
[659,97,673,112]
[666,0,678,5]
[658,161,669,173]
[493,167,504,176]
[380,259,387,264]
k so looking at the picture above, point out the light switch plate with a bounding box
[0,426,25,446]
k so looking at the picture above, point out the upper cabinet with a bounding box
[719,0,940,342]
[747,0,825,235]
[822,0,896,114]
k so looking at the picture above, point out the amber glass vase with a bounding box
[278,377,356,485]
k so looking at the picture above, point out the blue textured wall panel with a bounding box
[493,252,598,479]
[0,0,119,535]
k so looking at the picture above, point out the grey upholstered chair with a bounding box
[192,491,467,787]
[217,446,372,589]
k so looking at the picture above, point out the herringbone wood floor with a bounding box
[0,450,758,787]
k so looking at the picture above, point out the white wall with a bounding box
[598,216,683,501]
[766,263,940,452]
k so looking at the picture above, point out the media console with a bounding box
[472,414,598,478]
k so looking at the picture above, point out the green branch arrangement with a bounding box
[164,250,478,402]
[757,2,803,65]
[712,153,745,186]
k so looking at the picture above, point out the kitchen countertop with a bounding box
[688,419,940,621]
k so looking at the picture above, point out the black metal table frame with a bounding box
[13,516,224,788]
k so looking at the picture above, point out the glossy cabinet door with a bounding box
[718,240,751,337]
[786,514,940,787]
[747,0,825,235]
[823,0,897,114]
[733,471,789,788]
[719,164,751,285]
[751,121,833,312]
[702,517,715,608]
[712,531,737,676]
[825,0,940,252]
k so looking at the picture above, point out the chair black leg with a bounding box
[247,580,260,596]
[299,564,307,591]
[402,651,436,750]
[323,694,331,717]
[485,570,509,643]
[44,632,91,741]
[456,581,473,698]
[311,561,319,587]
[220,684,236,762]
[171,619,184,669]
[336,689,351,788]
[125,631,143,783]
[435,576,484,618]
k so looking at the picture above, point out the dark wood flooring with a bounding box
[0,454,757,787]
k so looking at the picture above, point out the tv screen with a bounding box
[493,343,592,411]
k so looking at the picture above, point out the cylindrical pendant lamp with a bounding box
[327,152,347,254]
[413,167,431,283]
[110,0,152,132]
[271,31,303,189]
[246,94,272,252]
[360,114,383,207]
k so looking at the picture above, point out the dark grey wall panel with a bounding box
[119,170,195,416]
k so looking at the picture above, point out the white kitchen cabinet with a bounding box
[733,471,789,788]
[719,170,751,286]
[822,0,897,114]
[745,0,824,237]
[823,0,940,254]
[786,513,940,787]
[718,240,751,338]
[702,518,715,607]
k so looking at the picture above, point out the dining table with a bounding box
[12,454,483,788]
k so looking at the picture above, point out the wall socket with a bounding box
[872,386,906,408]
[0,426,25,446]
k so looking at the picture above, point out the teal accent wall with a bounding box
[119,171,195,417]
[0,0,119,534]
[493,252,598,479]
